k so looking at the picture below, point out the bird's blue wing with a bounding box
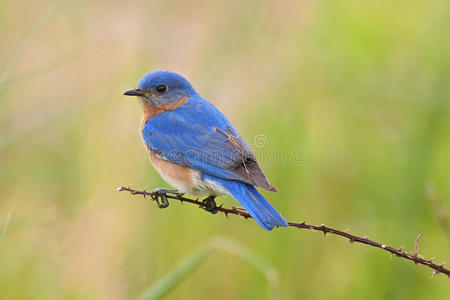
[142,97,276,191]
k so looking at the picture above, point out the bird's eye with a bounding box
[243,157,253,164]
[155,84,168,94]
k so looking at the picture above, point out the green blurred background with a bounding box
[1,0,449,299]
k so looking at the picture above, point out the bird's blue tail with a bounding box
[204,174,288,230]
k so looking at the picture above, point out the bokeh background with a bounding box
[1,0,449,299]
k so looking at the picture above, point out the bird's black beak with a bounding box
[123,88,144,96]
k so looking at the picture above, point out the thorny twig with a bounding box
[118,186,450,279]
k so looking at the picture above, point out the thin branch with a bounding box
[118,186,450,279]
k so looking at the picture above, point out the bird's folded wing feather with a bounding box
[142,99,277,192]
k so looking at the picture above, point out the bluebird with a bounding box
[124,70,287,230]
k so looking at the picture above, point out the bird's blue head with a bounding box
[124,70,197,107]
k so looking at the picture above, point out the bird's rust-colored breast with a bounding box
[146,150,196,190]
[139,96,196,192]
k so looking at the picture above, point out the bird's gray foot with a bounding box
[152,193,169,208]
[202,195,219,214]
[151,188,183,208]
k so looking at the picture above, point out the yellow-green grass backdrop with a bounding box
[1,0,449,299]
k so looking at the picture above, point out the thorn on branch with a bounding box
[414,233,422,256]
[319,224,328,237]
[117,185,450,279]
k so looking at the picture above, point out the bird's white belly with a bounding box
[189,172,230,197]
[148,150,229,196]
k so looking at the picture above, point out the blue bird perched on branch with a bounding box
[124,70,287,230]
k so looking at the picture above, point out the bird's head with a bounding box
[124,70,196,107]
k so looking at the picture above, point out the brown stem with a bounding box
[117,185,450,279]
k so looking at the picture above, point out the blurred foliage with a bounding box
[0,0,449,299]
[137,237,279,300]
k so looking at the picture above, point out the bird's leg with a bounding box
[151,188,183,209]
[202,195,219,214]
[151,188,184,196]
